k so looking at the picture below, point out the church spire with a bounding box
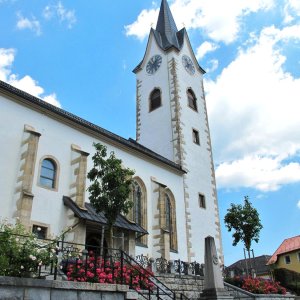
[156,0,178,36]
[153,0,183,50]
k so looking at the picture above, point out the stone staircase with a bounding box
[155,273,204,300]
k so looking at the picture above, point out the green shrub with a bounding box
[0,219,57,278]
[274,268,300,296]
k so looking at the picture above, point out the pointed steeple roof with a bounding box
[153,0,184,50]
[133,0,205,73]
[156,0,178,40]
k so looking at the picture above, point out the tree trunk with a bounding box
[247,249,252,277]
[243,248,249,276]
[100,225,105,258]
[108,226,113,249]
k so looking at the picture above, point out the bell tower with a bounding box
[134,0,223,263]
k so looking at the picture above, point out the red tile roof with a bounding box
[267,235,300,265]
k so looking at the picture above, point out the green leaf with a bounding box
[224,196,263,251]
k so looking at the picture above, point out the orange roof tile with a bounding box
[267,235,300,265]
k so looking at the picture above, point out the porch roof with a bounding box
[63,196,148,234]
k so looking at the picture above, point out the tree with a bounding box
[224,196,263,275]
[87,143,135,249]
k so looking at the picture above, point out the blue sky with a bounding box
[1,0,300,266]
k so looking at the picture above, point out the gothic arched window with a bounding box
[187,88,197,111]
[165,194,171,231]
[165,191,178,252]
[132,178,148,246]
[133,181,142,226]
[39,158,57,189]
[149,88,162,112]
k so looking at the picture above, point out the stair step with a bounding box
[154,273,204,300]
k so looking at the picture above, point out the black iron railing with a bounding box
[180,294,190,300]
[135,254,204,276]
[0,233,192,300]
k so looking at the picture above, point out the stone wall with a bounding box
[0,276,131,300]
[156,273,204,299]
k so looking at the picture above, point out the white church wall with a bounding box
[0,95,25,221]
[0,93,188,260]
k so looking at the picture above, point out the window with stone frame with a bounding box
[165,194,171,232]
[192,129,200,145]
[32,225,47,239]
[133,181,142,226]
[132,179,147,246]
[199,193,206,209]
[165,193,178,252]
[187,88,197,111]
[149,88,162,112]
[40,158,57,189]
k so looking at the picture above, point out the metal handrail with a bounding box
[0,232,188,300]
[224,282,256,299]
[121,250,176,299]
[180,294,189,300]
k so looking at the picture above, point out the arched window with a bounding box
[165,194,171,231]
[39,158,57,189]
[165,191,177,252]
[149,88,162,112]
[133,181,142,226]
[132,178,147,246]
[187,88,197,111]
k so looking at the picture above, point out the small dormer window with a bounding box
[149,88,161,112]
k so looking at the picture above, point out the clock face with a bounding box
[146,55,162,75]
[182,55,195,75]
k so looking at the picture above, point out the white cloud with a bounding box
[196,41,219,59]
[297,200,300,209]
[43,93,61,107]
[284,0,300,24]
[206,59,219,73]
[43,2,76,29]
[125,0,274,43]
[16,12,41,36]
[125,8,158,40]
[216,156,300,191]
[205,24,300,191]
[0,48,15,81]
[0,48,61,107]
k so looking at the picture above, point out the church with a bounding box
[0,0,223,264]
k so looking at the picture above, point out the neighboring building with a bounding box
[0,0,223,264]
[267,235,300,273]
[225,255,271,279]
